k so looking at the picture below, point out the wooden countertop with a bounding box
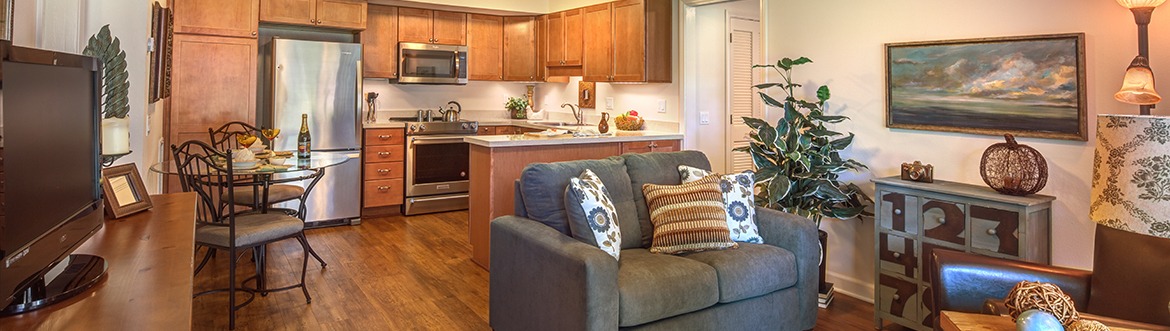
[0,193,197,331]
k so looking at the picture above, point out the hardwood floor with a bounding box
[192,211,888,330]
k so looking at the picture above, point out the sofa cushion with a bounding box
[642,176,737,254]
[623,151,713,247]
[519,157,643,249]
[679,165,763,244]
[682,243,798,303]
[617,249,720,327]
[565,169,622,259]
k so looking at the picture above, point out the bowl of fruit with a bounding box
[614,110,644,131]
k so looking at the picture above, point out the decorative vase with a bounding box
[598,112,610,134]
[980,134,1048,196]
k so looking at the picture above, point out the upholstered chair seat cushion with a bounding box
[682,243,798,302]
[223,184,305,205]
[196,213,304,248]
[617,249,719,327]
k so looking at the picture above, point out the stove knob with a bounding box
[461,123,469,130]
[410,124,417,132]
[418,124,426,132]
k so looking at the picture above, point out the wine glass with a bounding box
[262,128,281,150]
[236,133,258,148]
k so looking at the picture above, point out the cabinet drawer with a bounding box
[477,126,497,135]
[969,205,1021,256]
[879,232,918,278]
[363,178,404,207]
[879,191,920,234]
[364,161,404,180]
[877,274,921,324]
[922,198,966,246]
[919,286,935,328]
[365,145,405,162]
[364,128,405,146]
[921,242,962,286]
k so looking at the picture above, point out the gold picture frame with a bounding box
[101,163,153,219]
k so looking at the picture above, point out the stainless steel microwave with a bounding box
[398,42,468,85]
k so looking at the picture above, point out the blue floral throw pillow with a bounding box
[678,165,763,244]
[566,169,623,259]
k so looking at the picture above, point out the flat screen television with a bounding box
[0,40,106,313]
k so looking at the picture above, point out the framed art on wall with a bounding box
[885,33,1087,141]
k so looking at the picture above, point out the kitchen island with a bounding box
[465,131,683,269]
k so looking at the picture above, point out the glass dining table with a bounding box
[149,152,354,216]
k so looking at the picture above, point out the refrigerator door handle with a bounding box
[356,59,363,146]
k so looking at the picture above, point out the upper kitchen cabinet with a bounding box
[503,16,537,81]
[261,0,368,30]
[399,8,467,45]
[468,14,503,81]
[583,0,672,83]
[172,0,259,38]
[546,8,582,67]
[362,5,397,78]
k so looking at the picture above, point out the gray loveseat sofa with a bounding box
[489,151,818,330]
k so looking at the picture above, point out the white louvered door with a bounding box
[726,15,761,173]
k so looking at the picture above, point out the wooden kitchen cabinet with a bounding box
[477,126,497,135]
[583,0,672,83]
[468,14,503,81]
[503,16,538,81]
[362,128,405,210]
[165,34,258,192]
[172,0,259,38]
[546,8,583,67]
[260,0,367,30]
[398,8,466,45]
[620,139,678,154]
[872,177,1054,330]
[362,5,398,78]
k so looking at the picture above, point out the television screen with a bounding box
[0,42,104,311]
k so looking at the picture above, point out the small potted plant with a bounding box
[505,97,529,120]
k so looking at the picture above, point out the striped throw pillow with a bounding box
[642,176,738,254]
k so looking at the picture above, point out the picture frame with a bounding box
[148,3,171,103]
[885,33,1087,141]
[101,163,153,219]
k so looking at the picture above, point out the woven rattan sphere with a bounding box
[980,134,1048,196]
[1069,319,1110,331]
[1004,281,1079,326]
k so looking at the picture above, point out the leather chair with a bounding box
[931,224,1170,330]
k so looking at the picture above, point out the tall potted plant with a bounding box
[733,57,872,294]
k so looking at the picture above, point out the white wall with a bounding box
[764,0,1154,301]
[686,0,759,173]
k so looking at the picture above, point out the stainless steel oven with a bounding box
[398,42,468,85]
[403,121,477,215]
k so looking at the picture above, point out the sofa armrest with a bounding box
[489,216,620,331]
[932,250,1092,314]
[755,207,819,330]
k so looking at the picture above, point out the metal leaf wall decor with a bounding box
[83,25,130,119]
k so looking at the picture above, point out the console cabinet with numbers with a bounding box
[871,176,1055,330]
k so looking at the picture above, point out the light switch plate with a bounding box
[699,112,711,125]
[605,97,614,110]
[658,99,667,113]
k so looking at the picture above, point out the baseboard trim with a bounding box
[826,271,873,303]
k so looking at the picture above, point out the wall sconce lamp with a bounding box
[1115,0,1167,114]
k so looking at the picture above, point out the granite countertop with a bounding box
[464,130,683,148]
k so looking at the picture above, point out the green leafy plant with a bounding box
[733,57,872,225]
[505,96,529,119]
[83,25,130,119]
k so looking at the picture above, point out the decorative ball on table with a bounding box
[1004,281,1079,326]
[1016,309,1065,331]
[980,134,1048,196]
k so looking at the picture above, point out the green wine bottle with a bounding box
[297,114,311,159]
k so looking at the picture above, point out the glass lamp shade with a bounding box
[1115,57,1162,105]
[1116,0,1167,8]
[1091,115,1170,239]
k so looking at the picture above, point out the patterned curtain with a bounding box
[1090,114,1170,238]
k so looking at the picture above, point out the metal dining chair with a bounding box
[172,140,312,330]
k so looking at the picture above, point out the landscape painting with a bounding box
[885,34,1087,141]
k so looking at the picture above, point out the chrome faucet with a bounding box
[561,103,583,125]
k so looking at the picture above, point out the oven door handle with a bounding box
[409,136,467,146]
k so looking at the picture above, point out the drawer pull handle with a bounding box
[894,209,902,215]
[378,152,391,156]
[377,186,390,191]
[892,252,901,259]
[378,134,392,139]
[892,294,900,301]
[937,217,946,224]
[377,169,390,173]
[986,229,997,235]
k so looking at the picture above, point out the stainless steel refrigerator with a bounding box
[269,38,362,226]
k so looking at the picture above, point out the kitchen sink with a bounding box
[528,121,573,126]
